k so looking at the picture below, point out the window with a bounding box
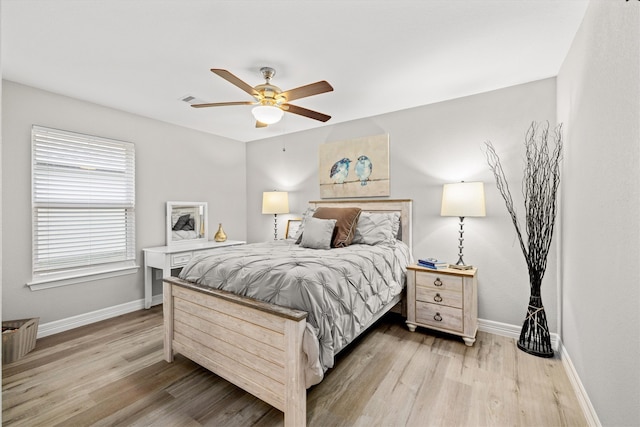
[30,126,137,290]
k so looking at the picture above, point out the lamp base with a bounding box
[273,214,278,240]
[456,216,466,265]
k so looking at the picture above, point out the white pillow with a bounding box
[294,207,316,243]
[352,212,400,245]
[300,217,336,250]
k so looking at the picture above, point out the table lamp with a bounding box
[262,191,289,240]
[441,182,486,266]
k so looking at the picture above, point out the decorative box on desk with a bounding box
[406,264,478,346]
[143,240,245,309]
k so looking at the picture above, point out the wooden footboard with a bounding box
[163,277,308,427]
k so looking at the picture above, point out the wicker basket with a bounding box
[2,318,39,364]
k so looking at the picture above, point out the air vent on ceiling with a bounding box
[179,94,207,105]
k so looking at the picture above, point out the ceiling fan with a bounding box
[191,67,334,128]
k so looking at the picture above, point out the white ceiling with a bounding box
[1,0,589,143]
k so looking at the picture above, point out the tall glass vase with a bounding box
[517,279,553,358]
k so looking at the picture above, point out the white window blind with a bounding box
[31,126,136,285]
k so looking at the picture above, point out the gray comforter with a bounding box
[179,239,411,385]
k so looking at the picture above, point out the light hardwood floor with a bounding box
[2,306,587,426]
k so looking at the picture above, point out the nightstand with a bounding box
[406,265,478,346]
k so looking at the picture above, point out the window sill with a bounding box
[28,262,139,291]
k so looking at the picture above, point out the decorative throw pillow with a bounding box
[390,211,401,239]
[172,214,191,231]
[300,217,337,250]
[352,212,399,245]
[312,207,362,248]
[295,207,316,243]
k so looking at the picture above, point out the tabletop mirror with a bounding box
[166,201,208,246]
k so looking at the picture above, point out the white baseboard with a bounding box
[558,339,602,427]
[37,294,161,338]
[479,318,599,426]
[151,293,164,307]
[38,294,165,338]
[478,318,560,350]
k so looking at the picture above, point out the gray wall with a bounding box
[557,1,640,425]
[1,80,247,324]
[247,78,559,330]
[3,4,638,423]
[1,9,3,415]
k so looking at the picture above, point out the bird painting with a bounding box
[330,158,351,183]
[319,134,389,198]
[355,155,372,186]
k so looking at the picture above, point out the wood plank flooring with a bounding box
[2,306,587,426]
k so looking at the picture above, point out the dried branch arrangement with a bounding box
[485,121,563,357]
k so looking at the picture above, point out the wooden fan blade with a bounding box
[255,121,268,128]
[191,101,254,108]
[211,69,258,97]
[283,104,331,122]
[281,81,333,102]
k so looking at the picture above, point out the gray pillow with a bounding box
[352,211,400,245]
[300,217,337,250]
[391,211,401,239]
[294,207,316,243]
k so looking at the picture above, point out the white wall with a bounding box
[1,4,4,420]
[557,1,640,425]
[1,80,247,324]
[247,78,559,330]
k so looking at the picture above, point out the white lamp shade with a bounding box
[262,191,289,214]
[252,105,284,124]
[441,182,486,217]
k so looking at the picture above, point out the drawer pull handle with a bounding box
[434,278,443,287]
[434,293,443,303]
[434,313,443,322]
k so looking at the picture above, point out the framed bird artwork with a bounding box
[318,133,390,198]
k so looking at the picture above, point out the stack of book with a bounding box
[448,263,474,270]
[418,258,449,270]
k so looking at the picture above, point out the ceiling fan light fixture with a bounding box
[194,68,333,126]
[252,105,284,124]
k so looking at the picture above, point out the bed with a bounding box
[163,199,413,427]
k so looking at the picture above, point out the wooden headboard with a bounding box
[308,199,413,253]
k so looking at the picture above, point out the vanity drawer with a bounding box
[171,252,193,267]
[416,286,462,309]
[415,271,463,293]
[416,301,463,332]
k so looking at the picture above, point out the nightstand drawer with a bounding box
[415,271,463,292]
[416,286,462,309]
[416,301,463,332]
[171,252,193,267]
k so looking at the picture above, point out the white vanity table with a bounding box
[143,239,244,308]
[144,201,244,308]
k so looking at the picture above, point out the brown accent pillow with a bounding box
[312,207,362,248]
